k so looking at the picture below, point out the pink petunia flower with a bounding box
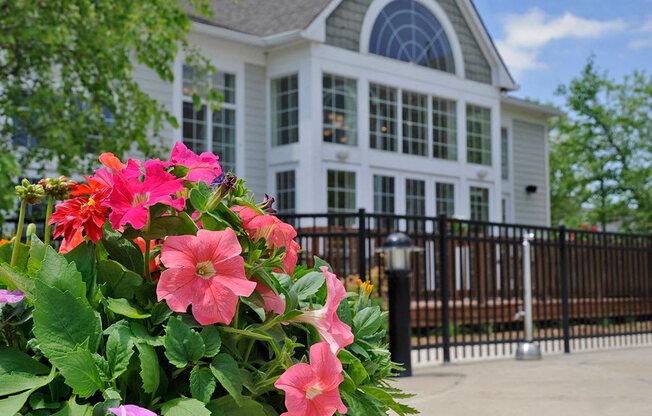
[156,229,256,325]
[292,267,354,354]
[0,289,24,304]
[274,342,347,416]
[232,206,301,274]
[107,159,185,230]
[108,404,158,416]
[255,280,285,315]
[169,141,222,183]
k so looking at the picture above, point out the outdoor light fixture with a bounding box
[516,233,542,360]
[377,232,422,272]
[336,149,349,161]
[525,185,537,193]
[476,167,488,179]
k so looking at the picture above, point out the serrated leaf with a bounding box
[164,316,205,368]
[359,385,419,415]
[130,322,164,346]
[160,397,210,416]
[210,354,243,406]
[36,247,85,299]
[347,357,369,386]
[105,321,134,379]
[352,306,383,338]
[341,390,386,416]
[52,397,93,416]
[200,326,221,358]
[97,260,143,299]
[105,297,150,319]
[63,241,97,293]
[33,281,102,361]
[151,301,173,325]
[55,346,107,398]
[0,345,50,376]
[135,342,160,394]
[292,271,325,300]
[190,366,216,403]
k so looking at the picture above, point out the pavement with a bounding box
[393,346,652,416]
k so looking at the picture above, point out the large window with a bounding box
[271,75,299,146]
[373,175,395,214]
[466,104,491,166]
[432,97,457,160]
[406,178,426,231]
[182,65,236,173]
[369,84,398,152]
[327,170,356,213]
[435,182,455,217]
[369,0,455,73]
[470,186,489,221]
[276,170,296,214]
[402,91,428,156]
[501,127,509,180]
[323,74,357,146]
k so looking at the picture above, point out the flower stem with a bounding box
[11,200,26,267]
[144,239,151,281]
[44,196,54,245]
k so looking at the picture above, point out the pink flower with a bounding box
[156,229,256,325]
[170,141,222,183]
[292,267,354,354]
[99,153,143,179]
[108,405,157,416]
[107,159,185,230]
[274,342,347,416]
[232,206,301,274]
[0,289,24,304]
[255,280,285,315]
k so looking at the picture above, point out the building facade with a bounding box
[134,0,562,226]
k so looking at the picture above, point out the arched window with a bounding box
[369,0,455,73]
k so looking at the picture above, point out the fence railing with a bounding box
[279,210,652,362]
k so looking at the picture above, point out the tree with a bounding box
[550,57,652,232]
[0,0,220,216]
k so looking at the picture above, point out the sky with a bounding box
[472,0,652,106]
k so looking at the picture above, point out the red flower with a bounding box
[589,226,598,232]
[50,186,111,249]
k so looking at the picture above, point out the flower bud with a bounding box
[25,223,36,239]
[15,179,45,205]
[258,194,277,214]
[39,176,78,200]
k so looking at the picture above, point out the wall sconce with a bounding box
[525,185,537,193]
[336,150,349,161]
[476,167,488,179]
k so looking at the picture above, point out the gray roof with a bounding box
[188,0,332,37]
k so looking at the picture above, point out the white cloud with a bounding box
[495,8,626,76]
[628,14,652,49]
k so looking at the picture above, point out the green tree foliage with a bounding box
[550,57,652,232]
[0,0,220,215]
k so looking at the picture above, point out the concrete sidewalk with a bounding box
[394,346,652,416]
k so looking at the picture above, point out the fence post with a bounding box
[559,225,571,353]
[438,214,451,363]
[358,208,367,282]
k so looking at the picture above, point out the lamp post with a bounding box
[377,233,422,376]
[516,233,542,360]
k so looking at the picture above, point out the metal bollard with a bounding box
[377,233,422,376]
[516,232,542,360]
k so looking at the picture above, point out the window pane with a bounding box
[402,91,428,156]
[501,127,508,179]
[369,83,398,152]
[212,108,236,173]
[406,178,426,231]
[327,170,356,226]
[435,182,455,217]
[323,74,357,146]
[470,186,489,221]
[272,74,299,146]
[433,97,457,160]
[466,104,491,165]
[276,170,296,213]
[373,175,395,214]
[182,102,208,154]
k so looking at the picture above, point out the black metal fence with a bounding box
[279,210,652,362]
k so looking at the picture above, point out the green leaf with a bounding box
[200,326,221,358]
[151,301,173,325]
[130,322,164,346]
[313,256,333,272]
[97,260,143,299]
[63,241,97,293]
[0,367,55,415]
[135,342,160,394]
[209,354,243,406]
[0,241,29,270]
[341,390,386,416]
[55,345,108,398]
[359,385,419,415]
[0,346,50,376]
[337,296,353,327]
[142,216,186,240]
[347,357,369,386]
[33,281,102,361]
[160,398,210,416]
[52,397,93,416]
[100,225,144,274]
[352,306,383,338]
[189,182,211,212]
[0,263,35,300]
[206,395,265,416]
[0,372,46,396]
[91,399,121,416]
[189,366,216,403]
[292,271,325,300]
[213,202,243,229]
[36,246,85,299]
[174,211,199,236]
[105,321,135,379]
[105,297,150,319]
[164,316,205,368]
[27,235,47,276]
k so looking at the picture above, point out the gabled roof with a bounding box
[188,0,331,37]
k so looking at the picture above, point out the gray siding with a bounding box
[244,63,268,199]
[132,63,176,149]
[325,0,492,84]
[512,120,548,226]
